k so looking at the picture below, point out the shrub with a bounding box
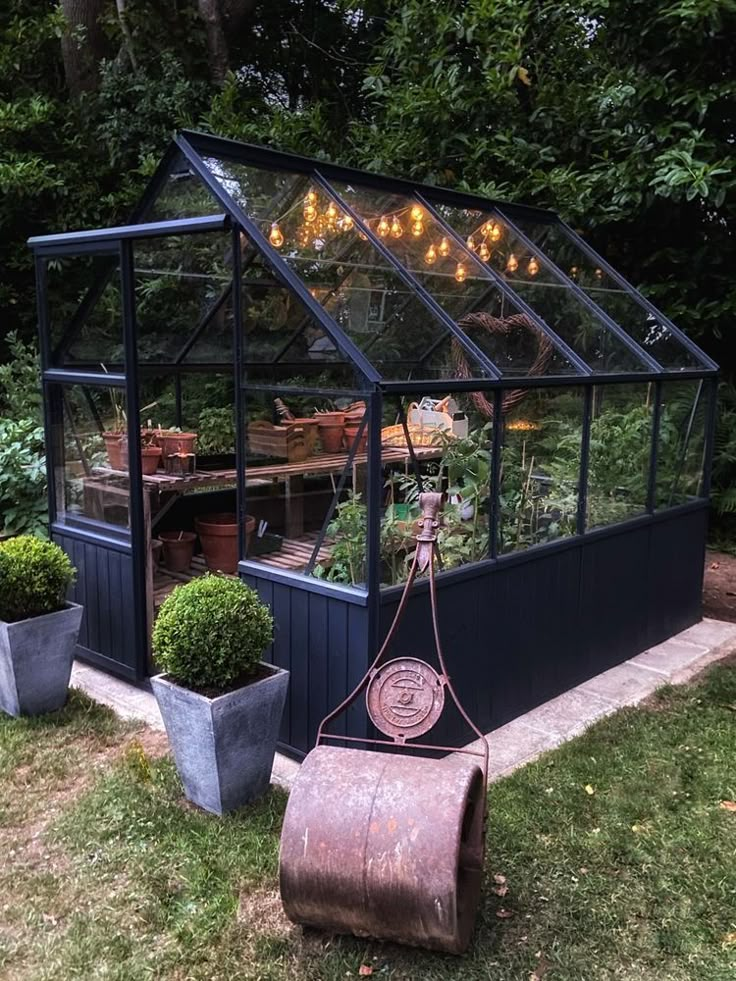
[152,574,274,691]
[0,536,76,623]
[0,418,48,537]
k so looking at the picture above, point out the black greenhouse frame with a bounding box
[30,131,718,757]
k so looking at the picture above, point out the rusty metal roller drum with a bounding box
[280,746,485,954]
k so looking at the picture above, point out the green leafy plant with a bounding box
[197,407,236,455]
[152,574,274,691]
[0,332,42,423]
[0,535,76,623]
[0,417,47,537]
[314,492,368,585]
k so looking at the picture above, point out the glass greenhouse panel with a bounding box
[133,232,231,364]
[436,207,649,374]
[379,391,491,585]
[656,380,709,507]
[516,220,702,370]
[499,387,584,553]
[46,252,123,368]
[52,383,131,530]
[242,387,370,585]
[329,182,582,378]
[586,383,654,529]
[147,158,222,221]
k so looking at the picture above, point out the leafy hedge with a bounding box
[0,535,76,623]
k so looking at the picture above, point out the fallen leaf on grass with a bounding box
[493,873,507,885]
[496,908,514,919]
[492,883,509,897]
[722,931,736,946]
[720,801,736,812]
[584,784,595,795]
[530,951,550,979]
[358,966,373,976]
[710,561,720,570]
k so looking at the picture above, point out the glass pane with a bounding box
[133,232,231,364]
[242,387,370,584]
[656,380,708,507]
[53,384,130,530]
[46,253,123,368]
[436,207,648,374]
[586,384,653,529]
[516,220,702,370]
[146,158,222,221]
[329,182,583,378]
[380,392,490,585]
[500,388,583,552]
[204,156,492,381]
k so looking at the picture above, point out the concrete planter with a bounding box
[151,663,289,815]
[0,603,83,717]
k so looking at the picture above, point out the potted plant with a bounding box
[150,575,287,814]
[315,409,345,454]
[195,513,256,573]
[197,407,236,469]
[159,530,197,572]
[102,387,126,470]
[0,536,82,717]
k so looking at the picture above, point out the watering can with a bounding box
[279,492,488,954]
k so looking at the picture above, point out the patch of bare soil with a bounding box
[703,550,736,622]
[237,885,297,940]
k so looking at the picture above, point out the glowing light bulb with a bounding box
[341,214,354,231]
[377,216,390,237]
[506,253,519,273]
[570,265,579,279]
[325,201,339,222]
[466,235,476,251]
[306,189,317,206]
[527,256,539,276]
[390,215,403,238]
[410,205,423,222]
[304,203,317,223]
[438,236,450,257]
[478,242,490,261]
[411,219,424,237]
[425,244,437,265]
[455,262,467,283]
[490,222,502,242]
[269,222,284,248]
[594,267,603,280]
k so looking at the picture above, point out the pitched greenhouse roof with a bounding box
[29,129,717,384]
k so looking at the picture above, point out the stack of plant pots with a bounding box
[343,401,367,453]
[316,411,345,454]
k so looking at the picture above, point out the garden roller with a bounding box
[279,492,489,954]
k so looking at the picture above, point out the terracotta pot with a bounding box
[195,513,256,574]
[343,423,368,453]
[160,531,197,573]
[157,431,197,461]
[103,432,125,470]
[141,446,162,475]
[317,412,345,454]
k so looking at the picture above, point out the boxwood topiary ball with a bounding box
[152,574,274,691]
[0,535,76,623]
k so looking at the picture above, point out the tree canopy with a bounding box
[2,0,735,373]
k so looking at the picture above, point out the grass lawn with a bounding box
[1,662,736,981]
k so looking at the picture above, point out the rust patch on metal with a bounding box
[366,657,445,741]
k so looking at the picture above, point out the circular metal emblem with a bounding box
[366,657,445,740]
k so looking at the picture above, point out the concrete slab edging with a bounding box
[71,617,736,792]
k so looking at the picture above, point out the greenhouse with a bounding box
[29,131,717,756]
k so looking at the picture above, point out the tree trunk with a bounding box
[198,0,230,86]
[60,0,108,97]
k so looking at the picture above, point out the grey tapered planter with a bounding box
[151,663,289,815]
[0,602,83,717]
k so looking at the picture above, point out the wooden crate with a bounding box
[247,420,317,462]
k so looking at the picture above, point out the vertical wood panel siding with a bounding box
[52,531,138,678]
[243,573,371,756]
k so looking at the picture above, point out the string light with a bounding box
[306,189,317,206]
[390,215,404,238]
[304,203,317,223]
[325,201,339,223]
[466,235,476,251]
[269,222,284,248]
[341,214,354,231]
[411,218,424,237]
[438,237,451,257]
[478,242,490,261]
[425,244,437,264]
[570,266,579,279]
[506,253,519,273]
[490,222,502,242]
[594,267,603,280]
[454,262,467,283]
[410,205,423,222]
[527,256,539,276]
[378,216,390,237]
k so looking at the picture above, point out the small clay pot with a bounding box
[157,431,198,460]
[140,446,162,475]
[317,412,345,454]
[103,432,125,470]
[195,513,256,574]
[344,423,368,453]
[160,531,196,573]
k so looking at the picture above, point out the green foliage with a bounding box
[0,534,75,623]
[0,331,42,421]
[0,417,47,537]
[315,492,368,585]
[152,574,274,691]
[197,407,235,455]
